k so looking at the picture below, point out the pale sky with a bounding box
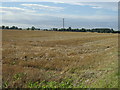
[1,1,118,30]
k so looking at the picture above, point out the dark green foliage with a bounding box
[51,27,115,33]
[10,26,18,29]
[1,25,22,30]
[1,25,119,33]
[31,26,35,30]
[52,28,58,31]
[2,25,5,29]
[91,28,114,33]
[5,26,9,29]
[27,28,30,30]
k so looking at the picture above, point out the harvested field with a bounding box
[2,30,118,88]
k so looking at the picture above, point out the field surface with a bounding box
[2,30,118,88]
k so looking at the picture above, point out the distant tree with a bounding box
[52,28,58,31]
[81,28,86,32]
[2,26,5,29]
[68,27,72,31]
[44,29,48,31]
[15,26,18,29]
[86,29,91,32]
[18,28,22,30]
[76,28,80,32]
[35,28,40,30]
[60,28,65,31]
[27,28,30,30]
[31,26,35,30]
[10,26,16,29]
[110,29,114,33]
[5,26,9,29]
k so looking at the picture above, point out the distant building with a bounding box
[91,28,114,33]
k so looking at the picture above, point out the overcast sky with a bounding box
[1,1,118,30]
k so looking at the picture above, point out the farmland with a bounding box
[2,30,118,88]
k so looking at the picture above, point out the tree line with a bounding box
[1,26,22,30]
[1,26,40,30]
[47,27,119,33]
[1,25,120,33]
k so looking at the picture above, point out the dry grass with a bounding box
[2,30,118,88]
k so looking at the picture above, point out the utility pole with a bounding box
[63,18,64,29]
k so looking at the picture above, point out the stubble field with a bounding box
[2,30,118,88]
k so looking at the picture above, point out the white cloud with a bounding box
[21,4,64,11]
[19,1,118,12]
[92,6,102,9]
[1,5,117,28]
[0,7,25,11]
[1,2,118,29]
[1,7,117,25]
[82,2,118,11]
[0,6,36,14]
[1,0,119,2]
[65,2,118,11]
[1,0,118,11]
